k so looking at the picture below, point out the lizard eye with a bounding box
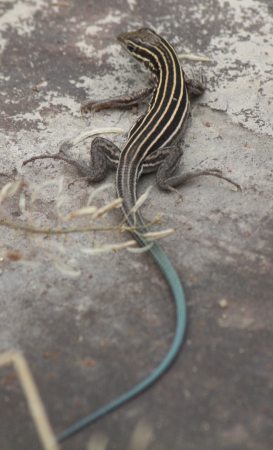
[127,43,135,52]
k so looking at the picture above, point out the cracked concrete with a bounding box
[0,1,272,449]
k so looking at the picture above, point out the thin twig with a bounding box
[0,219,122,235]
[178,53,211,62]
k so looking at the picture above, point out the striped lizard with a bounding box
[24,28,239,443]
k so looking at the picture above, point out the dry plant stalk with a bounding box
[87,433,109,450]
[59,126,124,153]
[0,351,59,450]
[0,179,173,250]
[0,179,24,204]
[178,53,211,62]
[1,127,173,252]
[86,420,154,450]
[0,127,175,271]
[129,421,154,450]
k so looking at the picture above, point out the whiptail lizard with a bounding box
[24,28,239,444]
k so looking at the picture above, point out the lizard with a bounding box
[23,28,239,443]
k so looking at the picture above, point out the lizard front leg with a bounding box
[81,86,153,114]
[23,137,120,183]
[184,68,206,97]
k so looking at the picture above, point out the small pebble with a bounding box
[218,298,228,308]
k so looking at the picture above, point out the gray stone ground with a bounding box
[0,0,273,449]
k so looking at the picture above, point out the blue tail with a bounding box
[57,241,187,442]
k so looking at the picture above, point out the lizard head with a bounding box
[117,28,166,72]
[118,28,161,50]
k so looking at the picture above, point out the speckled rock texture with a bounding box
[0,1,272,449]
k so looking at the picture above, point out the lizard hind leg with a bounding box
[161,168,241,191]
[154,145,240,192]
[87,136,120,181]
[23,137,121,183]
[155,146,184,192]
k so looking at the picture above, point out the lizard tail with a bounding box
[56,238,187,443]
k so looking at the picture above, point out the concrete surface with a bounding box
[0,0,273,449]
